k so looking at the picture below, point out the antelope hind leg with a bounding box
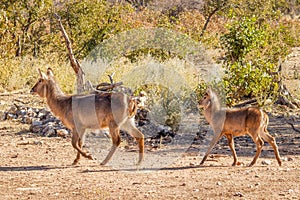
[261,131,282,166]
[226,134,238,166]
[100,127,121,166]
[121,119,145,165]
[248,135,264,167]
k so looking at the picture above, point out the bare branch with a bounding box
[96,82,123,91]
[53,13,85,93]
[287,122,300,133]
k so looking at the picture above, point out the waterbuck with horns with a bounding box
[199,88,282,167]
[30,68,144,165]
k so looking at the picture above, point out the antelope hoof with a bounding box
[278,161,282,166]
[86,154,95,160]
[137,154,144,165]
[136,159,143,166]
[247,163,254,167]
[232,162,242,166]
[100,161,107,166]
[72,160,79,165]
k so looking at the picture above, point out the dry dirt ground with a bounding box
[0,92,300,200]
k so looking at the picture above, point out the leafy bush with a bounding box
[220,17,266,62]
[219,15,299,105]
[83,55,199,129]
[223,61,278,105]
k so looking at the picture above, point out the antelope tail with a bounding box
[128,98,137,118]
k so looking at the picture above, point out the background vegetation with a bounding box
[1,0,300,104]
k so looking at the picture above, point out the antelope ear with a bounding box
[205,100,211,108]
[207,87,212,95]
[47,68,54,77]
[38,68,48,80]
[38,68,42,77]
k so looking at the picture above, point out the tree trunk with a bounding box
[54,13,85,94]
[200,1,227,38]
[276,62,299,109]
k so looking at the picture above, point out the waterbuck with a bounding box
[199,88,281,167]
[30,68,144,166]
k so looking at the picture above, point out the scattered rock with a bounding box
[4,104,70,138]
[287,157,294,161]
[22,116,32,124]
[287,189,294,194]
[11,154,18,158]
[32,121,43,126]
[33,140,43,145]
[56,129,69,138]
[6,113,17,120]
[44,127,56,137]
[234,192,244,197]
[262,160,272,165]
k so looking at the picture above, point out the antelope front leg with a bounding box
[71,131,94,165]
[200,132,223,165]
[72,138,82,165]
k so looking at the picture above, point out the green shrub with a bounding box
[220,16,297,105]
[220,17,266,62]
[83,55,199,129]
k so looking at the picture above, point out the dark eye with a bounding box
[39,79,42,83]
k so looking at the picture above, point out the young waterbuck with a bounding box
[199,88,282,167]
[31,68,144,166]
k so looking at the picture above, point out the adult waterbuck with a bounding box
[30,68,144,166]
[199,88,282,167]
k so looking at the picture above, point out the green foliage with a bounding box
[226,0,282,20]
[0,0,53,58]
[260,22,300,62]
[56,0,134,59]
[88,56,199,129]
[220,16,272,105]
[220,17,266,62]
[137,84,183,129]
[220,14,299,105]
[1,0,300,110]
[223,61,278,105]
